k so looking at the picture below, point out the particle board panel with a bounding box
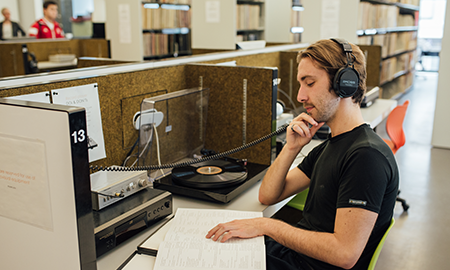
[201,51,281,69]
[0,43,26,77]
[0,63,278,167]
[78,39,110,58]
[279,50,303,112]
[26,40,80,62]
[185,64,277,166]
[358,45,382,89]
[77,58,133,68]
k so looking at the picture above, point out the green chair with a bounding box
[286,188,309,211]
[368,217,395,270]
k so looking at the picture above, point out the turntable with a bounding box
[127,87,271,203]
[153,157,268,203]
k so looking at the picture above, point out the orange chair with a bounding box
[383,100,409,154]
[383,100,410,211]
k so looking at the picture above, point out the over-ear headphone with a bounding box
[330,38,360,98]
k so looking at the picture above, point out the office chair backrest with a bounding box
[368,218,395,270]
[386,100,409,153]
[286,188,309,211]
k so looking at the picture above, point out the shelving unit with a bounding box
[141,1,192,60]
[290,3,304,43]
[105,0,192,61]
[357,0,420,99]
[191,0,265,50]
[236,0,265,42]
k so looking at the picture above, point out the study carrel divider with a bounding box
[0,63,278,167]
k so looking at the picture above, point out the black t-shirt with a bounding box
[296,124,399,270]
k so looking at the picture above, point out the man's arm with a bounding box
[17,23,26,36]
[259,113,324,205]
[206,207,378,269]
[28,21,40,37]
[258,148,311,205]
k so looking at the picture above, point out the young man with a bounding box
[207,39,399,270]
[0,7,26,40]
[29,1,64,39]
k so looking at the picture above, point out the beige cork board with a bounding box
[185,64,276,166]
[279,50,304,112]
[0,43,26,77]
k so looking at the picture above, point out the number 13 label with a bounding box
[71,129,86,144]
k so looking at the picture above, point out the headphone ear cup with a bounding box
[333,66,346,97]
[333,67,359,98]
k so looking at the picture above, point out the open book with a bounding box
[152,208,266,270]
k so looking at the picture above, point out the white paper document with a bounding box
[51,83,106,162]
[205,1,220,23]
[320,0,340,39]
[118,4,132,44]
[153,208,266,270]
[4,92,51,104]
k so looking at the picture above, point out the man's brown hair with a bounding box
[44,1,57,9]
[297,39,367,105]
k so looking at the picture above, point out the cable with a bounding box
[122,137,139,166]
[96,191,124,198]
[90,123,290,173]
[277,88,299,114]
[153,122,165,176]
[130,125,154,167]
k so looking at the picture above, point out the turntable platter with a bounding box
[171,159,248,189]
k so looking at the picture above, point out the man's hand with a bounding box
[206,218,267,243]
[288,113,325,152]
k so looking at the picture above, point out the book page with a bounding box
[153,208,266,270]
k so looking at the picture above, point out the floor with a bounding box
[375,71,450,270]
[273,71,450,269]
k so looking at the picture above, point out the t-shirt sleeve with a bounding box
[297,143,324,179]
[336,147,392,213]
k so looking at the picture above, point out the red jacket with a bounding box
[29,19,64,39]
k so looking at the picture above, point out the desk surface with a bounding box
[361,99,397,128]
[37,58,78,70]
[101,98,397,270]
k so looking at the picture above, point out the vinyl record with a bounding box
[171,159,248,189]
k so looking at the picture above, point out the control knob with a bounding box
[138,179,148,187]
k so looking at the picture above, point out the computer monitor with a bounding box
[92,23,105,39]
[0,98,96,269]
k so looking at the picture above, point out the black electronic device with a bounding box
[93,188,172,257]
[331,38,360,98]
[154,159,268,203]
[21,44,39,74]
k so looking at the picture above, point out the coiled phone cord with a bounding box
[90,123,289,172]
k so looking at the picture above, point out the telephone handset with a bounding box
[90,123,289,173]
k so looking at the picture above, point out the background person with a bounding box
[0,7,26,40]
[29,1,64,39]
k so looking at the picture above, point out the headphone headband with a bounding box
[331,38,353,53]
